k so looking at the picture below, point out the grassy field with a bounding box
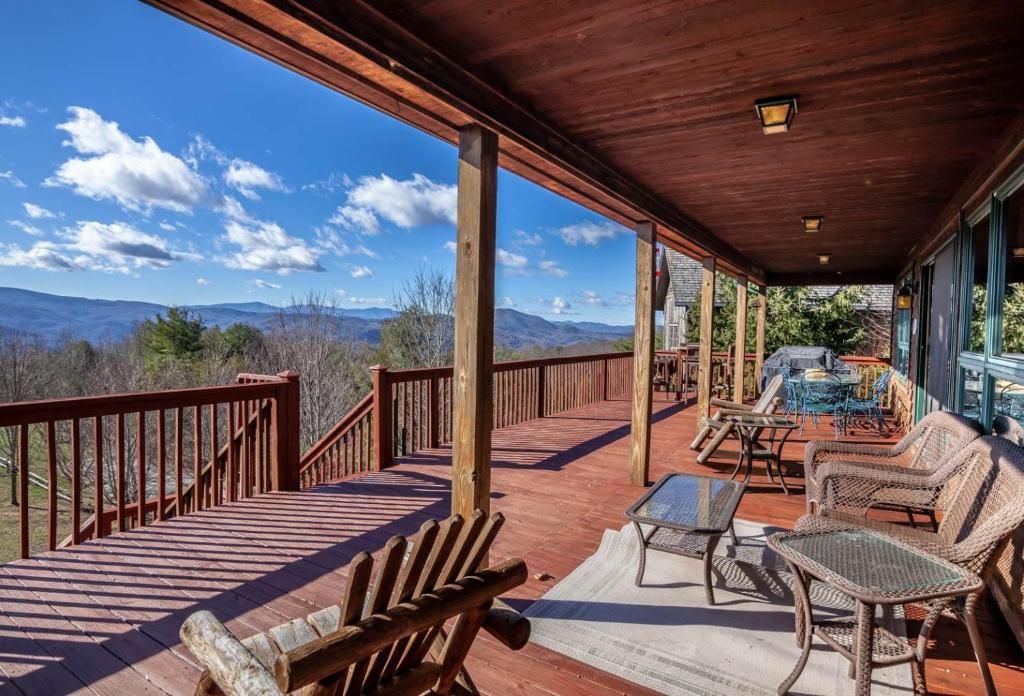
[0,469,75,564]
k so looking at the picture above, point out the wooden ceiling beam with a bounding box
[144,0,763,283]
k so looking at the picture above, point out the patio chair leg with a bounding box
[963,593,998,696]
[729,521,738,546]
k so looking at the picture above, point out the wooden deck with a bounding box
[0,395,1021,695]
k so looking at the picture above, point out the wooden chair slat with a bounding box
[458,512,505,577]
[307,606,341,638]
[270,619,320,654]
[438,510,487,586]
[345,535,407,695]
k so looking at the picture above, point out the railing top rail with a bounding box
[0,380,283,427]
[386,350,634,382]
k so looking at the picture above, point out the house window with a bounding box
[960,366,984,420]
[998,188,1024,357]
[894,275,912,375]
[965,215,990,354]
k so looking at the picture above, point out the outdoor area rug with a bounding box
[522,519,913,695]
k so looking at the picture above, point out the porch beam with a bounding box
[754,285,767,393]
[696,257,717,423]
[733,276,747,404]
[766,271,897,286]
[451,123,497,518]
[629,222,656,487]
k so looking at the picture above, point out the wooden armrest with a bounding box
[181,611,282,696]
[711,398,750,409]
[482,599,531,650]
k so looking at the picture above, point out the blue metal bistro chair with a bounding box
[844,368,893,433]
[799,377,849,439]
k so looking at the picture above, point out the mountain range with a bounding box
[0,287,633,349]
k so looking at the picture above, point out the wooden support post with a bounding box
[733,276,747,404]
[271,371,301,491]
[630,221,656,487]
[371,365,392,470]
[755,285,767,394]
[696,257,717,423]
[451,123,497,518]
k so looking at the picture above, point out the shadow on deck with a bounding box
[0,395,1020,695]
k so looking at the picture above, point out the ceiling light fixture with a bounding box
[754,96,798,134]
[818,253,831,265]
[802,215,824,232]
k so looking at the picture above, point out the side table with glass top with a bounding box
[625,472,746,605]
[724,412,800,493]
[767,527,986,696]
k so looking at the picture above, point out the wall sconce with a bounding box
[896,286,913,310]
[818,253,830,265]
[754,96,798,134]
[801,215,824,233]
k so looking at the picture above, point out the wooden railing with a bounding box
[299,352,634,487]
[0,371,300,560]
[656,349,893,406]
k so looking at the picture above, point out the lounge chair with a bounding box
[689,374,785,465]
[180,511,529,696]
[797,436,1024,696]
[804,409,984,515]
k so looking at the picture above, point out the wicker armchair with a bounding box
[797,436,1024,695]
[804,410,984,515]
[994,414,1024,446]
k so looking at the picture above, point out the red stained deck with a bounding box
[0,395,1021,695]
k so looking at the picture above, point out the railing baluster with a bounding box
[71,418,81,545]
[46,420,57,550]
[209,403,218,508]
[157,409,166,521]
[175,407,183,517]
[193,405,202,512]
[136,411,146,527]
[227,401,236,503]
[94,416,104,539]
[19,423,29,558]
[116,413,126,532]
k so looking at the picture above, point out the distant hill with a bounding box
[0,287,632,349]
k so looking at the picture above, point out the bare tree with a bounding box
[380,267,455,369]
[263,291,371,450]
[0,327,46,504]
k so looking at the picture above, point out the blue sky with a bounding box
[0,2,638,323]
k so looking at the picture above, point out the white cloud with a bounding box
[539,259,568,277]
[548,296,576,315]
[216,195,251,222]
[515,230,543,246]
[23,203,57,219]
[338,289,389,306]
[576,289,633,307]
[221,219,324,275]
[354,244,380,259]
[496,248,528,269]
[8,220,44,236]
[329,205,382,236]
[158,222,176,232]
[196,277,211,285]
[303,171,351,194]
[498,296,517,308]
[0,241,77,271]
[557,220,623,246]
[64,220,191,271]
[47,107,206,213]
[0,170,26,188]
[224,158,287,200]
[443,240,458,253]
[0,115,26,127]
[349,265,374,278]
[251,278,281,289]
[340,173,456,233]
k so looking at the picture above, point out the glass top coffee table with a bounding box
[625,472,746,605]
[768,527,983,695]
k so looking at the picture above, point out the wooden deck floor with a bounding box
[0,395,1022,695]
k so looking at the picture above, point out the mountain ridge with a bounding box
[0,287,632,349]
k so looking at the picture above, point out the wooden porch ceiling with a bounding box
[149,0,1024,283]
